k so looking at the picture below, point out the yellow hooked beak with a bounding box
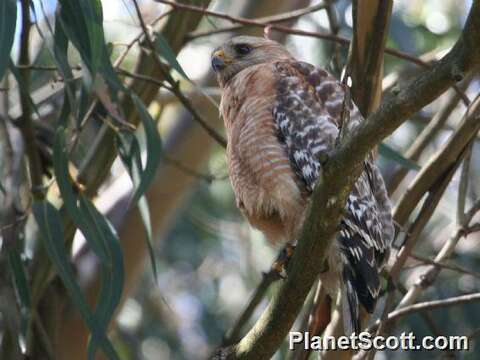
[211,49,232,72]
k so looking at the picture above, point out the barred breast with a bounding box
[220,63,306,244]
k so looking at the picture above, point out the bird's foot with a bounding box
[271,243,296,279]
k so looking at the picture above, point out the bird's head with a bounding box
[211,36,293,87]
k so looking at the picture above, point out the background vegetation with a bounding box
[0,0,479,359]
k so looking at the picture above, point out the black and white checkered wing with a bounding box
[273,61,394,333]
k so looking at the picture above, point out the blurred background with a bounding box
[1,0,479,359]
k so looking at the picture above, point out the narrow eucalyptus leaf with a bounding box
[0,0,17,81]
[379,143,421,171]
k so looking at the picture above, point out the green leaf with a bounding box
[32,201,120,360]
[129,94,162,204]
[80,0,104,74]
[8,249,31,340]
[0,0,16,81]
[8,250,31,310]
[117,131,158,281]
[52,130,124,359]
[154,32,189,80]
[79,198,124,359]
[57,1,91,68]
[52,129,107,262]
[53,14,77,124]
[379,143,421,171]
[57,0,105,75]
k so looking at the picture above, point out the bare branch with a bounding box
[188,2,328,39]
[394,94,480,228]
[409,253,480,279]
[387,79,471,195]
[370,292,480,330]
[222,269,281,347]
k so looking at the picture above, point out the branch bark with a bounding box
[348,0,392,116]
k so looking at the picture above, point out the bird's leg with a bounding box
[271,242,296,279]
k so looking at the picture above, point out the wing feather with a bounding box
[272,60,394,332]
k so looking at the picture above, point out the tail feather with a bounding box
[342,265,361,335]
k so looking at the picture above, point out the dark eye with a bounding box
[234,44,252,56]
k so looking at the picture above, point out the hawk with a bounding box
[211,36,394,334]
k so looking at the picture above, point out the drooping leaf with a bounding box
[379,143,421,171]
[79,0,104,74]
[117,130,158,281]
[0,180,6,195]
[53,14,77,124]
[57,0,104,74]
[0,0,16,81]
[32,201,120,360]
[57,0,124,88]
[57,1,90,66]
[52,129,107,262]
[8,250,31,310]
[154,32,189,80]
[8,249,31,340]
[79,198,124,359]
[52,130,124,359]
[129,94,162,204]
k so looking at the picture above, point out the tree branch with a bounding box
[188,2,328,40]
[393,93,480,228]
[17,0,44,199]
[369,292,480,330]
[387,78,471,195]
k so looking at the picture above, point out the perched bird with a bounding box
[211,36,394,334]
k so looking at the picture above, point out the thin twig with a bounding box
[408,253,480,279]
[395,193,480,312]
[188,2,328,39]
[133,0,227,148]
[163,156,228,184]
[156,0,470,106]
[118,68,169,87]
[393,94,480,230]
[369,292,480,331]
[222,269,281,347]
[387,80,471,194]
